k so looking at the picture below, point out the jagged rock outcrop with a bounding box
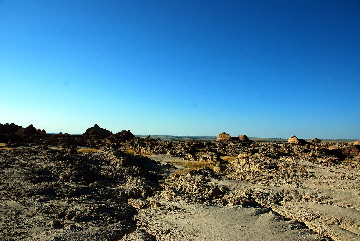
[83,124,112,137]
[0,123,22,134]
[113,130,135,140]
[0,123,46,146]
[16,124,46,135]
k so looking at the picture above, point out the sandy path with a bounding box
[127,200,324,241]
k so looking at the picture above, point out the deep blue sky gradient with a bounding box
[1,0,359,138]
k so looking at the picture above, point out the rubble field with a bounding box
[1,124,359,240]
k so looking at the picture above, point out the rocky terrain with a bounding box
[1,124,359,240]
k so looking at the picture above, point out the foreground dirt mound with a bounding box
[0,147,161,240]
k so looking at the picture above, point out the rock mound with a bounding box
[216,132,231,141]
[16,124,46,135]
[238,134,250,142]
[83,124,112,137]
[0,123,22,134]
[113,130,135,140]
[308,138,321,143]
[288,135,306,145]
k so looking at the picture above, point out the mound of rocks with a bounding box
[216,132,232,141]
[16,124,46,135]
[83,124,112,137]
[0,123,46,144]
[238,134,250,142]
[288,135,307,145]
[0,123,22,134]
[308,138,321,143]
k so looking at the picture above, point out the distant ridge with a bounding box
[135,135,217,141]
[135,135,357,143]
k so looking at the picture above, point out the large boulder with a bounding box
[217,132,231,141]
[238,135,250,142]
[83,124,112,137]
[288,135,306,145]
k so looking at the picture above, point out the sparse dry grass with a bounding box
[0,143,12,150]
[77,148,99,153]
[123,149,135,155]
[220,156,237,162]
[0,147,12,150]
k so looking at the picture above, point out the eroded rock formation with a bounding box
[216,132,231,141]
[1,123,359,240]
[83,124,112,137]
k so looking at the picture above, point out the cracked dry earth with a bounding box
[1,147,359,240]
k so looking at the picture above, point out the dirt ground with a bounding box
[125,154,359,241]
[1,148,359,240]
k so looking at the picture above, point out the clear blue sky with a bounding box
[1,0,359,139]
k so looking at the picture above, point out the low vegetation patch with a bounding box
[220,155,237,162]
[123,149,135,155]
[171,160,216,175]
[174,160,214,169]
[77,148,99,153]
[0,147,12,150]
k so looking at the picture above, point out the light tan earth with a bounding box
[124,201,324,241]
[1,151,359,240]
[123,154,359,241]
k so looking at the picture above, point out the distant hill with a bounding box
[135,135,217,141]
